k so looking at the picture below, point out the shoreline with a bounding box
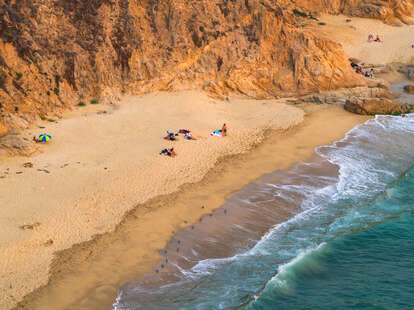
[2,13,413,310]
[1,91,304,310]
[13,104,370,310]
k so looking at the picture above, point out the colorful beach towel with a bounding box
[210,130,223,137]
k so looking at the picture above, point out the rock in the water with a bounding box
[344,97,412,115]
[403,85,414,94]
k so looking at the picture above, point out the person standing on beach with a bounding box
[222,123,227,136]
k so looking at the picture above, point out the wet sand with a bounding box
[14,104,370,310]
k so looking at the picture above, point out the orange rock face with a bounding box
[0,0,413,134]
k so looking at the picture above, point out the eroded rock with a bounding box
[403,85,414,94]
[0,0,413,134]
[0,134,38,156]
[344,97,413,115]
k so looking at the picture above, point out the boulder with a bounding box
[344,97,412,115]
[403,85,414,94]
[0,134,38,156]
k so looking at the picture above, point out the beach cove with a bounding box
[0,88,370,310]
[1,11,413,310]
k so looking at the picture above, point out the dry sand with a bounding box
[0,91,303,310]
[310,15,414,65]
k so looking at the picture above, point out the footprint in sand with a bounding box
[44,239,54,247]
[37,169,50,174]
[20,222,41,230]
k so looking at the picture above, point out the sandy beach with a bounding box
[0,91,305,310]
[6,101,369,310]
[311,15,414,65]
[1,13,413,310]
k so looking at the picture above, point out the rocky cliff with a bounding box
[1,0,413,136]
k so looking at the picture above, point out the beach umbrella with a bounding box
[38,134,52,142]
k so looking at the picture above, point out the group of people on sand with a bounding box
[163,129,197,142]
[350,61,374,78]
[368,34,382,43]
[160,124,227,158]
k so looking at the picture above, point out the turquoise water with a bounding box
[251,183,414,310]
[114,115,414,310]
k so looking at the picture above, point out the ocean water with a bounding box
[113,114,414,310]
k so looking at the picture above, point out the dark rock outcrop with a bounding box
[344,97,413,115]
[403,85,414,94]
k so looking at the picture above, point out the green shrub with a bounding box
[318,22,327,26]
[293,9,307,18]
[40,115,47,120]
[53,87,59,95]
[46,91,50,96]
[90,99,99,104]
[199,26,204,32]
[77,101,86,107]
[15,72,23,80]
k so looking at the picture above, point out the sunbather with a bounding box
[178,129,190,135]
[164,130,177,141]
[160,148,177,157]
[185,132,197,140]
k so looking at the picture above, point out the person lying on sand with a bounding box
[350,61,358,68]
[33,136,41,143]
[160,148,176,157]
[164,130,177,141]
[179,129,190,135]
[185,132,197,140]
[374,35,382,43]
